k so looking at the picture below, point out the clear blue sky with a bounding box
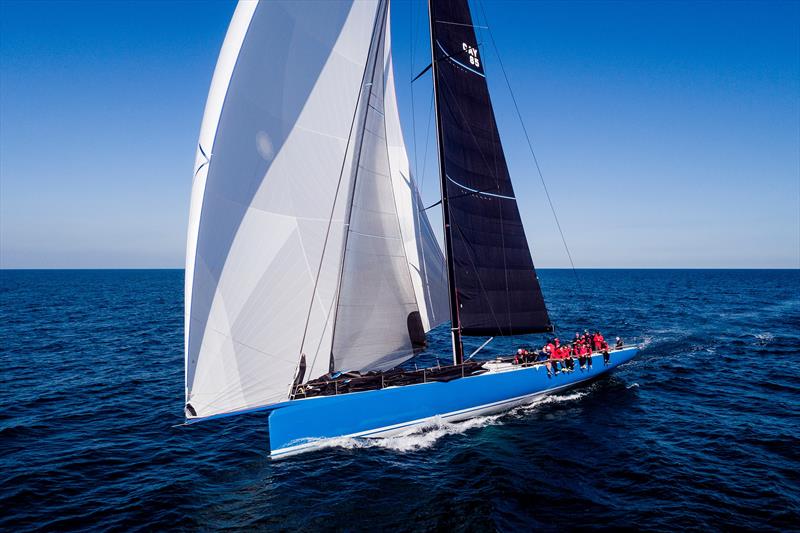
[1,0,798,269]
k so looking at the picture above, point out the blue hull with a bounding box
[268,347,639,458]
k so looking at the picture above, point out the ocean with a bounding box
[1,269,798,531]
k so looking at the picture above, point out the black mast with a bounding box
[427,0,553,351]
[428,0,464,365]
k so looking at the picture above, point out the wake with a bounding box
[313,390,590,454]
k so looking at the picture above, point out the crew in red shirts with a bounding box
[562,345,574,371]
[577,343,588,369]
[535,329,616,373]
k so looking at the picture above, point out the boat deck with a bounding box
[292,347,628,400]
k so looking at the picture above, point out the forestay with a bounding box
[185,0,447,421]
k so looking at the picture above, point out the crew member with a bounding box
[562,345,574,371]
[577,342,588,369]
[583,330,592,351]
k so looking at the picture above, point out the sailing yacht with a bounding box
[184,0,639,459]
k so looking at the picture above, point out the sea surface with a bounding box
[1,269,798,531]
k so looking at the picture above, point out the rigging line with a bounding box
[411,63,432,83]
[402,171,438,319]
[435,19,489,29]
[476,0,582,292]
[409,0,420,182]
[416,0,436,196]
[382,74,426,356]
[419,83,435,193]
[467,337,494,359]
[479,25,513,336]
[416,85,441,298]
[412,92,435,311]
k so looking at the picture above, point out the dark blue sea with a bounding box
[1,269,798,531]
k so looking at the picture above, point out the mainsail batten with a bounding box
[429,0,552,347]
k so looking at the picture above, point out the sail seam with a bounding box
[435,20,489,29]
[346,229,403,240]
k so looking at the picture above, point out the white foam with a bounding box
[754,332,774,345]
[312,390,590,454]
[627,382,640,389]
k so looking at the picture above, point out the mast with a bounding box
[428,0,464,365]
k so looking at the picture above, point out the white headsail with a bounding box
[383,19,449,335]
[331,2,424,373]
[185,0,447,420]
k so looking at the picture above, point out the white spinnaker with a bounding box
[185,0,257,416]
[383,20,449,334]
[331,3,422,373]
[185,0,382,419]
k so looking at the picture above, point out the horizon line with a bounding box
[1,267,798,271]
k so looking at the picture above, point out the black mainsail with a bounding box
[429,0,552,363]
